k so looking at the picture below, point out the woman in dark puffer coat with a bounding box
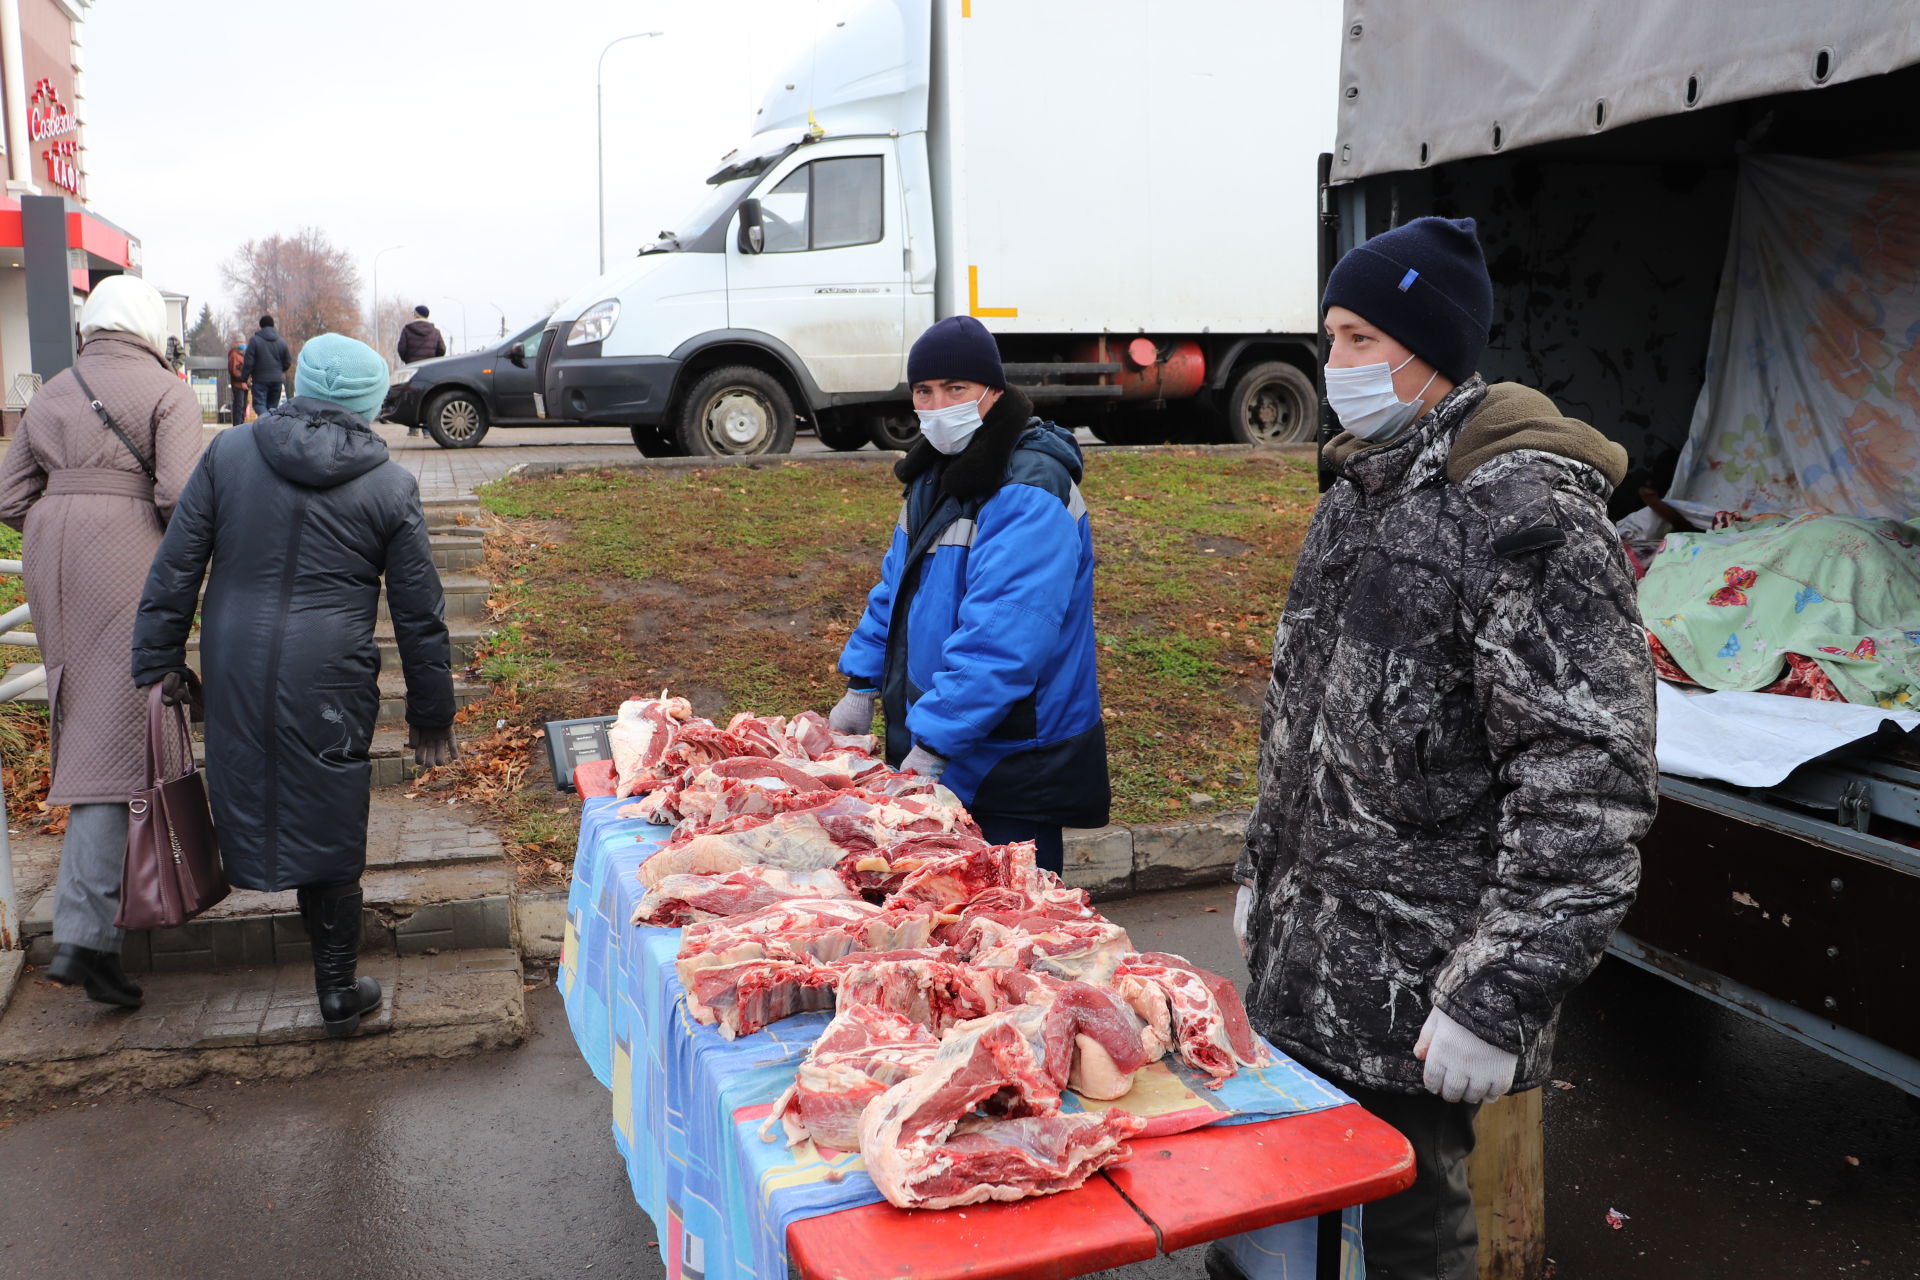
[133,333,458,1036]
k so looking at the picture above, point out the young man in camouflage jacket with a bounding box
[1213,217,1658,1280]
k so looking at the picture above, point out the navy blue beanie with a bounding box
[1321,216,1493,383]
[907,315,1005,389]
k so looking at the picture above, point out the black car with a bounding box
[380,320,564,447]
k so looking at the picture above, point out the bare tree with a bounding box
[367,294,419,372]
[221,227,367,353]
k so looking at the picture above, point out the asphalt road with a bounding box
[2,887,1914,1280]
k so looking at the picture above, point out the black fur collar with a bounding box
[894,386,1036,501]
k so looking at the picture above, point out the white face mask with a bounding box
[915,395,987,455]
[1324,352,1439,442]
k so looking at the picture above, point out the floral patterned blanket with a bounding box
[1639,513,1920,709]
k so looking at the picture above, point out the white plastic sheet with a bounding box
[1655,682,1920,787]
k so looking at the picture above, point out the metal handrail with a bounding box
[0,556,35,950]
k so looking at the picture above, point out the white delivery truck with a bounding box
[537,0,1338,456]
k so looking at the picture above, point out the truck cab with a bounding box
[542,0,1335,457]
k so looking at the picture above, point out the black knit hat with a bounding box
[414,304,430,318]
[907,315,1005,389]
[1321,216,1493,383]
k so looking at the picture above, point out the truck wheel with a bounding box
[424,389,490,448]
[868,409,921,452]
[674,365,796,456]
[1223,361,1317,445]
[815,413,870,451]
[629,424,681,457]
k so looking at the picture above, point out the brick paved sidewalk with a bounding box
[372,423,641,501]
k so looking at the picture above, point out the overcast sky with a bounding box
[85,0,840,349]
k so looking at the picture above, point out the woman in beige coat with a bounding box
[0,276,202,1008]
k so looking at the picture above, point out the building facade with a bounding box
[0,0,145,421]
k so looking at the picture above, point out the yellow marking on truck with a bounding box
[961,0,970,14]
[968,265,1018,318]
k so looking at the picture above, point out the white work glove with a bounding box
[1415,1006,1518,1104]
[1232,884,1253,956]
[829,688,877,734]
[900,744,946,779]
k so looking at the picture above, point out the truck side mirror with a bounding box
[737,199,766,255]
[507,342,527,368]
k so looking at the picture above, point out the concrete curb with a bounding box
[494,441,1318,485]
[1061,810,1249,900]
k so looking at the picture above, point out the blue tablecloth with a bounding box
[559,795,1359,1280]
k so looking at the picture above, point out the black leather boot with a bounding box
[1203,1244,1253,1280]
[296,882,381,1038]
[45,943,143,1008]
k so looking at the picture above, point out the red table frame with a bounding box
[571,763,1414,1279]
[786,1103,1413,1280]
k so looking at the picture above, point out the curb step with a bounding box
[379,572,489,620]
[378,671,487,727]
[0,948,529,1103]
[183,618,487,672]
[20,807,512,969]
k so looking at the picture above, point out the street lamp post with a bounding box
[597,31,664,276]
[371,243,404,365]
[441,296,471,354]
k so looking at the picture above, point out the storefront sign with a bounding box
[28,78,74,142]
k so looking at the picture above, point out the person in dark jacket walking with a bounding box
[396,306,447,438]
[1211,219,1657,1280]
[132,333,459,1037]
[227,338,249,424]
[830,316,1109,873]
[397,305,446,364]
[0,276,203,1009]
[242,315,292,416]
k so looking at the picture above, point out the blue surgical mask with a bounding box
[1325,353,1438,442]
[915,395,987,455]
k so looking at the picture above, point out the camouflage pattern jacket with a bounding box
[1236,377,1658,1094]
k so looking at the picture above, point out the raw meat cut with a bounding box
[995,970,1158,1099]
[609,696,697,797]
[640,792,979,888]
[831,955,1005,1033]
[630,866,855,928]
[858,1004,1146,1209]
[1114,952,1271,1084]
[962,917,1134,985]
[766,1004,941,1151]
[838,831,992,895]
[883,841,1046,911]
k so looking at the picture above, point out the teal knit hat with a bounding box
[295,333,388,420]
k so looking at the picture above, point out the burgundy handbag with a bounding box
[116,682,227,929]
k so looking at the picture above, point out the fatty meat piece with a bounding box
[640,791,978,888]
[995,970,1157,1099]
[838,831,993,895]
[858,1004,1146,1209]
[962,917,1134,986]
[608,696,697,797]
[883,841,1046,911]
[1114,951,1271,1084]
[831,954,1005,1033]
[768,1003,942,1151]
[629,866,856,928]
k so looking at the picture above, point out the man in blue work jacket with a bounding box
[829,315,1109,872]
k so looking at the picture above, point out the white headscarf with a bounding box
[77,274,170,355]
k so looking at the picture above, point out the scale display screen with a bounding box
[545,715,617,792]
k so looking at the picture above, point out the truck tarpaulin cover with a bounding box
[1669,154,1920,521]
[1333,1,1920,181]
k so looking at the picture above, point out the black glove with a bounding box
[158,670,203,721]
[408,724,458,768]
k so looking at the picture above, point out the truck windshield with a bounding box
[638,143,799,256]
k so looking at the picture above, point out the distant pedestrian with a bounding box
[227,337,250,424]
[0,275,203,1009]
[243,314,292,415]
[133,333,458,1037]
[397,306,447,438]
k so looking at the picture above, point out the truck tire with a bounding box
[673,365,796,456]
[1222,361,1317,445]
[629,424,681,457]
[868,409,920,452]
[424,389,491,448]
[815,413,870,451]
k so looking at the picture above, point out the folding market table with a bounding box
[566,760,1413,1280]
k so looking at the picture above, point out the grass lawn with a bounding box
[461,450,1321,867]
